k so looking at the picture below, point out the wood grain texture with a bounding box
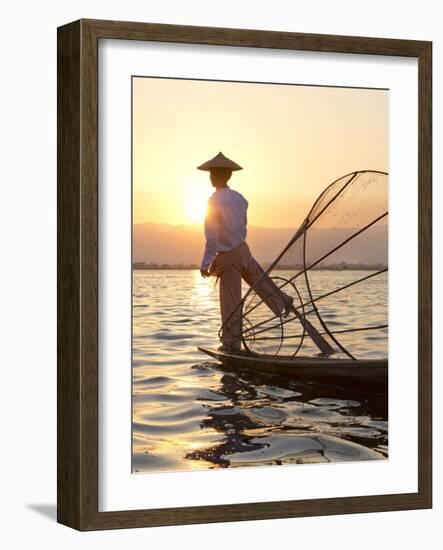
[57,20,81,529]
[417,41,432,507]
[83,18,429,56]
[57,19,432,531]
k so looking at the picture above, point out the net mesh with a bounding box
[220,171,388,360]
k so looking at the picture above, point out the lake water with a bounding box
[133,269,388,473]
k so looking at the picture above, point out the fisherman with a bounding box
[198,152,294,352]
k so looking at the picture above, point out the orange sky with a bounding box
[133,77,388,229]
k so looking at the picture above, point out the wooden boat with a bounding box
[198,346,388,387]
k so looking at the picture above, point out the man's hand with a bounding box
[200,269,210,278]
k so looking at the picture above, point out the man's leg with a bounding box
[243,257,291,317]
[219,264,243,351]
[243,255,334,356]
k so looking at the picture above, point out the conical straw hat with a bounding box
[197,152,243,171]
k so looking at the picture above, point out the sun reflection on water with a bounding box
[132,269,388,473]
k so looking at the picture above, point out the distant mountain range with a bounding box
[133,222,388,267]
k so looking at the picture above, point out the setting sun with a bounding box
[184,192,210,224]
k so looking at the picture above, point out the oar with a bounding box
[288,305,334,356]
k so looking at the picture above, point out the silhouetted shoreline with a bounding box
[133,262,387,271]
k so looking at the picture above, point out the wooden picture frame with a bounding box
[57,18,432,530]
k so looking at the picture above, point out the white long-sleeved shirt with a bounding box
[200,187,248,271]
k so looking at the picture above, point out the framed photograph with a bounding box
[57,19,432,530]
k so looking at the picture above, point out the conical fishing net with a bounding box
[219,171,388,360]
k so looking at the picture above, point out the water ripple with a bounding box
[133,270,388,472]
